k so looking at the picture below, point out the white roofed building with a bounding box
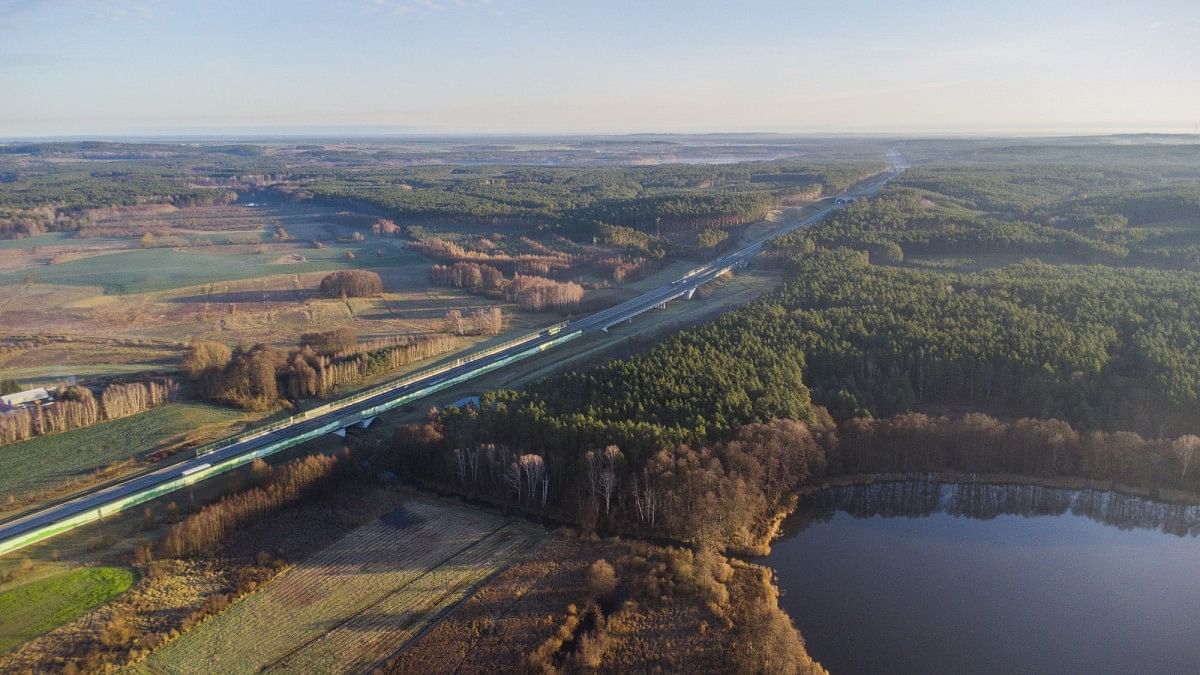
[0,387,52,412]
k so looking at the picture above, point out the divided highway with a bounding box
[0,157,904,557]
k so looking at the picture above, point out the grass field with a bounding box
[1,363,171,387]
[0,566,133,654]
[0,233,76,250]
[0,201,540,388]
[0,402,245,504]
[139,501,544,675]
[0,243,425,295]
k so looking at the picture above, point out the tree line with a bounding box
[412,236,575,275]
[428,261,585,312]
[392,403,1200,552]
[161,453,342,557]
[441,307,504,336]
[832,413,1200,493]
[0,379,176,445]
[429,261,506,291]
[182,330,458,410]
[801,480,1200,537]
[393,416,828,552]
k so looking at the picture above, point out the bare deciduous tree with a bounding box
[598,445,622,517]
[517,454,547,508]
[473,306,504,336]
[1172,435,1200,480]
[504,461,522,503]
[453,448,467,484]
[631,472,659,528]
[443,309,466,336]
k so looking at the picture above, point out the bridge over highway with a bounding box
[0,156,904,557]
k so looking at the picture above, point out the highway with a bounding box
[0,155,904,557]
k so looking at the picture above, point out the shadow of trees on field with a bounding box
[169,289,312,304]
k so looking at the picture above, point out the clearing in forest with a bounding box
[138,500,545,674]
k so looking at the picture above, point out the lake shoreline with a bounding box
[799,470,1200,507]
[765,476,1200,674]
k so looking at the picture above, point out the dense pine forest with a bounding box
[772,249,1200,434]
[792,159,1200,267]
[463,245,1198,439]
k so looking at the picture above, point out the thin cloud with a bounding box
[366,0,505,16]
[0,0,56,18]
[1,0,153,26]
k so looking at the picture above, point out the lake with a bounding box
[763,480,1200,674]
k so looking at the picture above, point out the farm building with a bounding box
[0,387,52,413]
[0,386,54,413]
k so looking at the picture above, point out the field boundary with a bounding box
[137,501,546,674]
[258,520,513,672]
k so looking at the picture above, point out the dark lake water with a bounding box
[762,481,1200,674]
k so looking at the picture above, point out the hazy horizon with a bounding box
[4,127,1200,143]
[2,0,1198,137]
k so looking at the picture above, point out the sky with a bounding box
[1,0,1198,137]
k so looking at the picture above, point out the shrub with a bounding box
[586,559,619,601]
[319,270,382,298]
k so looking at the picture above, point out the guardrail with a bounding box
[194,320,569,458]
[0,326,585,558]
[678,264,710,282]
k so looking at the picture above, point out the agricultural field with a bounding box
[0,200,581,388]
[0,199,565,505]
[138,500,545,674]
[0,402,246,508]
[0,566,133,654]
[0,242,421,295]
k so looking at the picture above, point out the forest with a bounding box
[789,160,1200,268]
[0,143,882,247]
[770,249,1200,435]
[291,161,881,236]
[0,161,240,238]
[435,242,1197,442]
[387,165,1200,550]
